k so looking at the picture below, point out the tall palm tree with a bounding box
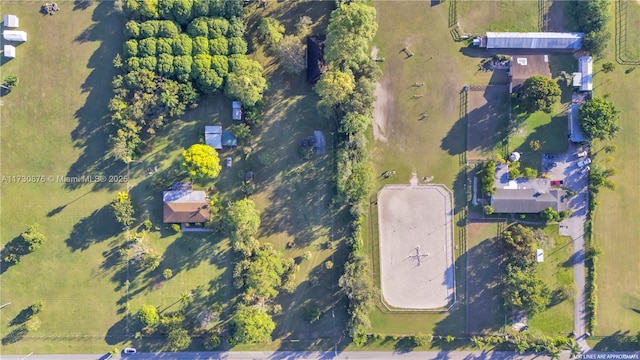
[547,345,561,360]
[179,291,193,308]
[568,340,582,358]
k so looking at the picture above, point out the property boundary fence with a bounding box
[615,0,640,65]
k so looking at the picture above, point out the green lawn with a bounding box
[466,222,506,335]
[1,0,346,353]
[621,0,640,60]
[591,0,640,336]
[527,225,574,335]
[457,0,540,33]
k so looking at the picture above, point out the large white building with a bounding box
[482,32,583,50]
[4,14,19,28]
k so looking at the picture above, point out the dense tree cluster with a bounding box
[314,1,380,345]
[110,0,267,163]
[519,75,561,113]
[500,225,551,316]
[223,198,295,344]
[479,160,497,196]
[568,0,610,57]
[579,97,621,141]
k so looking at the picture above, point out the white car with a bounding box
[577,158,592,168]
[123,348,137,354]
[580,165,591,174]
[226,157,232,168]
[576,150,588,158]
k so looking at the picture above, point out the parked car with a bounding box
[580,165,591,174]
[226,157,232,168]
[123,348,136,354]
[550,180,564,186]
[577,158,592,168]
[576,150,588,158]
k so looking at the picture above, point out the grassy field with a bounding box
[621,0,640,60]
[527,225,574,335]
[591,0,640,336]
[457,0,540,33]
[1,0,346,353]
[466,222,506,335]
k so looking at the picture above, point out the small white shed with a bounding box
[3,30,27,42]
[4,15,19,28]
[4,44,16,58]
[536,249,544,263]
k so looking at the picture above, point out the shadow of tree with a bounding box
[1,325,27,345]
[0,234,33,275]
[73,0,95,11]
[65,2,125,191]
[592,330,640,351]
[8,307,34,327]
[65,205,121,251]
[465,236,507,334]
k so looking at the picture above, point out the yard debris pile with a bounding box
[41,2,60,15]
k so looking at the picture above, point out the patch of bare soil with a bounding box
[372,46,394,142]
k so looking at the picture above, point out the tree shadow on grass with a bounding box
[105,316,129,345]
[0,234,30,275]
[592,330,640,351]
[466,237,507,334]
[1,325,27,345]
[65,1,125,191]
[65,205,121,251]
[8,307,34,327]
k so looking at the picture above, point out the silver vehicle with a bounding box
[123,348,137,354]
[577,158,592,168]
[580,165,591,174]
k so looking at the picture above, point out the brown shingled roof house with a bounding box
[163,188,209,224]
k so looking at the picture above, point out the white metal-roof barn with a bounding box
[482,32,583,49]
[3,30,27,42]
[4,14,19,28]
[3,44,15,58]
[204,126,222,150]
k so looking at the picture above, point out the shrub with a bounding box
[302,302,322,324]
[522,167,538,179]
[484,205,494,215]
[303,251,312,260]
[479,161,497,195]
[325,261,334,270]
[171,223,181,233]
[163,269,173,279]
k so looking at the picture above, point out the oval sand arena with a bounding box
[377,184,455,310]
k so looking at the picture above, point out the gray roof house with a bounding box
[490,164,568,213]
[482,32,583,50]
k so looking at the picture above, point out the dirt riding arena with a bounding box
[466,85,510,161]
[377,184,455,310]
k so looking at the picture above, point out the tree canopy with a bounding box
[242,243,294,301]
[110,191,136,228]
[137,304,160,327]
[505,264,551,316]
[167,326,192,351]
[325,2,377,72]
[182,143,222,179]
[274,35,306,74]
[224,57,267,107]
[257,17,284,48]
[314,70,356,108]
[520,75,561,113]
[231,306,275,344]
[579,97,621,140]
[500,224,536,262]
[224,198,261,256]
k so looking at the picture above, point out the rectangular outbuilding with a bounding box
[578,56,593,92]
[4,15,19,28]
[3,30,27,42]
[484,32,583,50]
[204,126,222,150]
[3,44,16,58]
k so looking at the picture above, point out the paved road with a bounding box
[547,144,590,350]
[6,350,640,360]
